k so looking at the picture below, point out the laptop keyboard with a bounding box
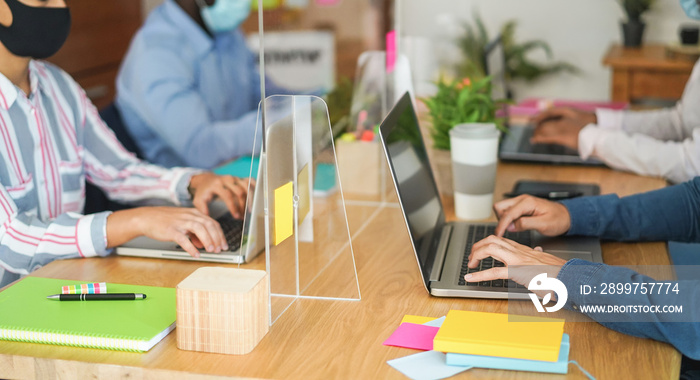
[215,214,244,252]
[457,225,530,288]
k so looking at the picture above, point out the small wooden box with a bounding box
[336,140,381,196]
[176,267,269,355]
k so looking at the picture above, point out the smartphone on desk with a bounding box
[505,180,600,200]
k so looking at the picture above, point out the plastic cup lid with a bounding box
[449,123,500,139]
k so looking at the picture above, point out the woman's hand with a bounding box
[106,206,228,258]
[188,173,253,219]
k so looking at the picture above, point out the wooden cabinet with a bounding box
[47,0,143,110]
[602,44,695,104]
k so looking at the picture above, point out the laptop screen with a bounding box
[378,93,446,285]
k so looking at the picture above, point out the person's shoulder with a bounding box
[33,61,81,93]
[135,4,192,51]
[32,61,85,115]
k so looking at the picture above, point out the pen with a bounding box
[46,293,147,301]
[503,191,583,200]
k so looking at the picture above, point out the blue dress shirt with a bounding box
[555,178,700,359]
[116,0,291,169]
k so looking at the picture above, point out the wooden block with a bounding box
[176,268,269,355]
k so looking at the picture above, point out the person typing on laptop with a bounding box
[527,0,700,184]
[464,178,700,360]
[0,0,250,287]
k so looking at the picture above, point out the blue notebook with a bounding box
[445,334,570,374]
[213,156,260,178]
[214,157,336,195]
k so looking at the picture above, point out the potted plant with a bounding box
[456,16,578,90]
[422,76,509,195]
[619,0,655,47]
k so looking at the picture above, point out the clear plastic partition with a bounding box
[245,0,400,208]
[335,50,415,206]
[259,95,361,324]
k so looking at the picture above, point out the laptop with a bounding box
[378,92,603,299]
[116,157,265,263]
[483,36,604,165]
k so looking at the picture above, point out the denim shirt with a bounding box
[116,0,293,169]
[556,177,700,359]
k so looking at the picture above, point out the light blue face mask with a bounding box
[196,0,252,34]
[681,0,700,20]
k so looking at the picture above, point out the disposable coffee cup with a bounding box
[450,123,500,220]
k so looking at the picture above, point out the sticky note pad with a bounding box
[383,323,439,351]
[313,163,336,196]
[401,315,437,325]
[423,316,445,328]
[433,310,564,362]
[298,164,310,224]
[388,351,471,380]
[386,30,396,73]
[274,181,293,245]
[61,282,106,294]
[446,334,570,374]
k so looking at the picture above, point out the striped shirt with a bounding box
[0,60,199,287]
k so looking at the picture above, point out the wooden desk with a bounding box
[603,44,695,104]
[0,163,679,379]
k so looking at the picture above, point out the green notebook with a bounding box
[0,277,176,352]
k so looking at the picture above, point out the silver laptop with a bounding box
[482,36,604,166]
[378,92,603,299]
[116,156,265,264]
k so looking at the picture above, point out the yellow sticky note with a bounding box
[401,315,437,325]
[274,181,294,245]
[298,164,310,224]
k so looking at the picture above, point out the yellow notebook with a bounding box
[433,310,564,362]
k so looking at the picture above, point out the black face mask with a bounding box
[0,0,71,59]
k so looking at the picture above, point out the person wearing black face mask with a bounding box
[0,0,253,287]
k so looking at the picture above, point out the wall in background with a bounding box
[399,0,694,101]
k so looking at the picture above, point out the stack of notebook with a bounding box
[384,309,569,375]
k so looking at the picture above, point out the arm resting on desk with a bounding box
[560,177,700,241]
[578,125,700,184]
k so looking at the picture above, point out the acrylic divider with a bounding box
[252,95,362,325]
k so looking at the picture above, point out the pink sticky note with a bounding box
[386,30,396,73]
[383,323,440,351]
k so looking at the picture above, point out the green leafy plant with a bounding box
[422,76,509,151]
[323,77,354,139]
[619,0,655,22]
[456,16,578,83]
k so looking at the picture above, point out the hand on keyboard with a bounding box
[188,173,253,219]
[530,107,595,150]
[493,195,571,237]
[465,235,566,296]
